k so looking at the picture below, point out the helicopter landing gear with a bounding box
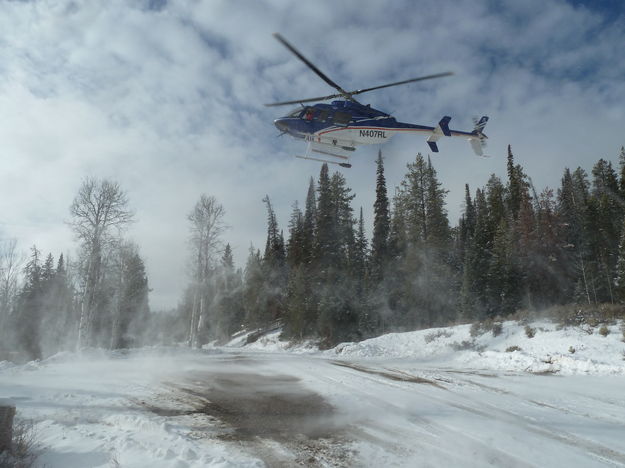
[295,141,352,168]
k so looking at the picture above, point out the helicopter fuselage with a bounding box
[267,34,488,166]
[274,100,476,151]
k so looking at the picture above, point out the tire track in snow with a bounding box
[328,360,625,467]
[308,360,536,467]
[447,374,625,426]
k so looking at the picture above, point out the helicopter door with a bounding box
[332,111,351,127]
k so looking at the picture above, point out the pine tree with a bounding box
[485,174,506,233]
[17,246,43,359]
[463,184,476,236]
[315,164,338,271]
[283,179,318,340]
[330,171,356,270]
[214,244,244,339]
[506,145,529,221]
[222,243,234,269]
[614,216,625,302]
[515,191,536,308]
[461,188,490,320]
[486,220,521,316]
[558,167,591,303]
[302,177,317,266]
[315,168,359,344]
[533,188,567,307]
[37,252,65,355]
[243,246,266,327]
[262,196,287,323]
[589,159,621,302]
[385,198,409,329]
[111,247,149,349]
[47,254,76,354]
[283,266,308,339]
[386,154,454,328]
[425,156,451,247]
[41,254,55,284]
[398,154,429,244]
[353,207,368,286]
[618,146,625,200]
[263,195,286,267]
[286,202,304,267]
[371,150,390,282]
[457,184,476,266]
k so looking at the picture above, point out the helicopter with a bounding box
[266,33,489,168]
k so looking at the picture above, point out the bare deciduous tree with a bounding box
[187,195,225,348]
[69,178,134,349]
[0,239,23,334]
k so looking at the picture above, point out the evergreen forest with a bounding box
[2,145,625,359]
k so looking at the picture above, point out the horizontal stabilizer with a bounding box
[427,140,439,152]
[439,116,452,137]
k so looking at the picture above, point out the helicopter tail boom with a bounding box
[426,115,489,156]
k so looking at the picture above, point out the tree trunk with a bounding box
[0,405,15,454]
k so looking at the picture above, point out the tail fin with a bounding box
[473,115,488,134]
[469,115,489,156]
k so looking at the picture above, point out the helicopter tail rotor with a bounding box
[469,116,489,157]
[472,116,489,135]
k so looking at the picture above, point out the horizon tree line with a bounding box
[3,145,625,358]
[179,145,625,347]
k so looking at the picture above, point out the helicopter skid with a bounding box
[295,154,352,168]
[295,141,353,168]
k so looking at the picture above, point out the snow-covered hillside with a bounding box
[228,319,625,375]
[328,320,625,375]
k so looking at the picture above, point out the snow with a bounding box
[229,330,318,354]
[1,320,625,467]
[0,349,263,468]
[328,320,625,375]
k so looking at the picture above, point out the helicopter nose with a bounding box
[274,118,288,132]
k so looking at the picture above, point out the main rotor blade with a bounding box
[349,72,454,96]
[264,93,345,107]
[273,33,352,98]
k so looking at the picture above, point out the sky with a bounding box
[1,0,624,310]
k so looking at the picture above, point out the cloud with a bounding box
[0,0,623,308]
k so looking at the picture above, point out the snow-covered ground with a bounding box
[328,320,625,376]
[1,320,625,467]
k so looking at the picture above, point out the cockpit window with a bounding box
[303,107,314,121]
[333,111,351,126]
[315,110,329,122]
[287,108,303,118]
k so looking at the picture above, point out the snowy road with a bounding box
[2,348,625,467]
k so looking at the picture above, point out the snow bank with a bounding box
[329,320,625,375]
[219,329,318,354]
